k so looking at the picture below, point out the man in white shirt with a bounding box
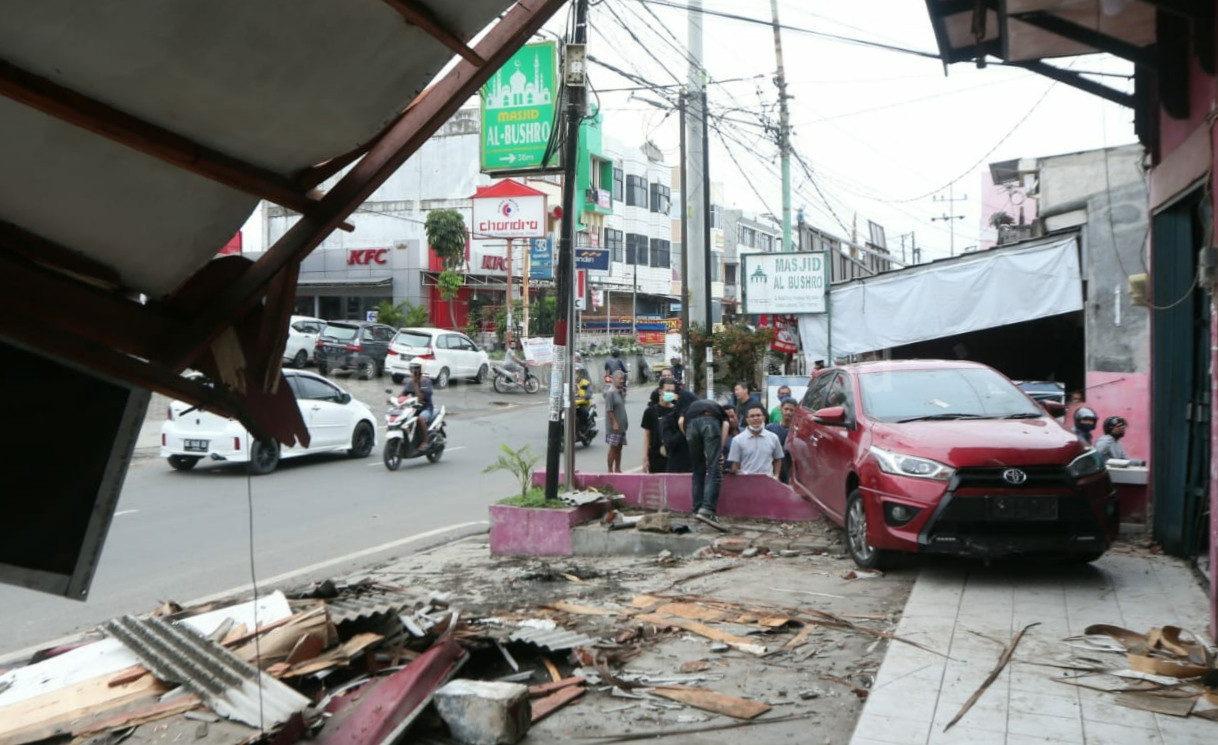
[727,403,784,477]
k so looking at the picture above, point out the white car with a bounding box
[283,315,326,368]
[385,327,490,388]
[160,370,377,475]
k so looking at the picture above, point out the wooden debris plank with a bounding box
[651,685,772,719]
[528,676,586,697]
[543,658,562,683]
[784,626,814,650]
[944,623,1037,731]
[231,607,331,665]
[548,601,614,616]
[74,693,203,736]
[1115,691,1197,717]
[282,632,383,678]
[0,672,169,745]
[635,613,767,656]
[284,632,326,665]
[630,595,663,609]
[530,685,585,723]
[106,664,148,688]
[654,602,728,622]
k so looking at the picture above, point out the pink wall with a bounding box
[979,170,1038,250]
[1082,371,1152,466]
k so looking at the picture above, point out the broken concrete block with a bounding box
[741,547,759,558]
[752,535,792,552]
[713,537,750,553]
[434,679,530,745]
[637,513,673,533]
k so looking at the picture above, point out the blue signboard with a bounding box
[529,236,553,279]
[574,247,610,271]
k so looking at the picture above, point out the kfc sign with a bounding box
[481,255,507,271]
[348,248,388,265]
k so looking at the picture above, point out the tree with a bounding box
[689,322,776,394]
[988,210,1015,229]
[425,209,469,328]
[373,300,429,329]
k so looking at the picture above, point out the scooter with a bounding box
[492,364,541,394]
[382,391,447,470]
[560,401,599,451]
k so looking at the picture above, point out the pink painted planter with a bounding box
[533,471,821,522]
[488,501,610,557]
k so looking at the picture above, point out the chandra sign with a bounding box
[348,248,388,265]
[472,195,546,239]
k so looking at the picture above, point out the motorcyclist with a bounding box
[402,361,435,451]
[574,362,593,434]
[502,341,527,386]
[1072,406,1098,446]
[1095,415,1146,465]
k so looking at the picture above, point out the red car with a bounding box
[788,359,1116,568]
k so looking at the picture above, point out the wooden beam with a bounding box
[0,56,330,219]
[382,0,487,66]
[1007,60,1135,108]
[161,0,568,371]
[1013,11,1156,67]
[0,217,121,289]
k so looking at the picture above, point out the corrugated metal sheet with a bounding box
[325,590,414,626]
[507,626,597,651]
[104,615,309,729]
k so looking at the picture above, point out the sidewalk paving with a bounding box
[852,543,1215,745]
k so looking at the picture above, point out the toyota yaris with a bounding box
[787,360,1116,568]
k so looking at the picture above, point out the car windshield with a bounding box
[392,331,432,347]
[321,324,358,341]
[859,367,1043,423]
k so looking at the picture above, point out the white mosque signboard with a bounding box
[742,251,829,315]
[480,41,560,174]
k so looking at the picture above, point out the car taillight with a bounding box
[416,349,435,360]
[166,406,173,420]
[345,343,362,352]
[234,437,241,451]
[161,433,166,446]
[316,339,325,348]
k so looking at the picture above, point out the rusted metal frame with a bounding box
[162,0,568,372]
[1012,11,1157,67]
[294,147,371,191]
[0,307,252,430]
[382,0,487,66]
[0,56,339,223]
[0,247,179,360]
[0,216,121,288]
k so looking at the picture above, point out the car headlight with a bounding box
[1067,450,1105,479]
[869,446,955,481]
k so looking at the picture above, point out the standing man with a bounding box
[728,403,784,477]
[670,356,684,385]
[680,396,730,524]
[766,398,797,483]
[769,385,792,423]
[604,370,628,473]
[1095,416,1146,465]
[640,386,667,474]
[732,380,761,423]
[654,376,695,473]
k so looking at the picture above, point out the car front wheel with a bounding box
[474,364,488,384]
[846,489,892,570]
[435,367,450,389]
[348,421,375,458]
[358,359,376,380]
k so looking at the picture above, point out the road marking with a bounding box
[0,522,488,668]
[114,509,140,517]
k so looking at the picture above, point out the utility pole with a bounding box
[678,90,690,371]
[701,86,712,333]
[686,0,708,347]
[522,241,531,338]
[545,0,587,500]
[770,0,792,252]
[631,262,638,338]
[932,184,967,257]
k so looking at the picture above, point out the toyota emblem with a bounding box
[1002,468,1028,485]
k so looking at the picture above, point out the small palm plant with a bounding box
[484,443,540,501]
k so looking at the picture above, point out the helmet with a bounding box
[611,347,621,358]
[1073,407,1097,427]
[1102,415,1127,435]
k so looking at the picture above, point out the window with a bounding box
[625,175,648,207]
[626,233,649,265]
[759,233,774,252]
[294,375,342,402]
[613,168,623,202]
[649,238,670,268]
[711,204,723,229]
[800,372,835,411]
[604,228,624,263]
[711,250,723,281]
[739,226,757,248]
[649,183,671,214]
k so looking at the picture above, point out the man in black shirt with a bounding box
[679,397,730,522]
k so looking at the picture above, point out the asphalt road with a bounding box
[0,370,652,660]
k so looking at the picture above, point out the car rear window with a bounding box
[392,331,433,347]
[859,368,1042,422]
[321,324,359,341]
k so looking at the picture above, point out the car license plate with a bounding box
[184,439,209,452]
[400,353,412,360]
[988,496,1058,521]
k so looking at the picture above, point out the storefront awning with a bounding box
[297,277,392,291]
[798,233,1082,362]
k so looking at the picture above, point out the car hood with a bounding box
[868,417,1085,467]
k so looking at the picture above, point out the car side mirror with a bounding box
[339,392,351,404]
[1040,400,1066,417]
[813,405,848,425]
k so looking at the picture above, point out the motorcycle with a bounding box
[560,401,599,450]
[382,391,447,470]
[492,364,540,394]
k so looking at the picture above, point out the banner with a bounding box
[743,251,827,315]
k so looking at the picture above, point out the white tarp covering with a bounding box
[797,234,1082,363]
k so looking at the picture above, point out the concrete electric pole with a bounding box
[770,0,792,252]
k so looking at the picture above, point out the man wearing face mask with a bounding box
[653,377,695,473]
[1072,406,1098,446]
[727,403,784,477]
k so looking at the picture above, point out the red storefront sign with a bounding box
[348,248,389,265]
[481,255,507,271]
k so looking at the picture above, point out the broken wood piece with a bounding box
[0,670,171,744]
[784,626,814,651]
[496,640,520,672]
[73,692,204,736]
[548,601,614,616]
[284,632,327,666]
[220,623,248,646]
[528,676,586,697]
[653,602,728,623]
[630,595,663,609]
[543,657,562,683]
[635,613,767,656]
[944,623,1038,732]
[561,573,585,583]
[530,685,585,723]
[650,685,772,719]
[205,617,235,644]
[1115,690,1198,717]
[106,664,149,688]
[680,660,711,673]
[281,632,383,678]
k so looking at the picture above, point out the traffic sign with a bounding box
[480,41,561,174]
